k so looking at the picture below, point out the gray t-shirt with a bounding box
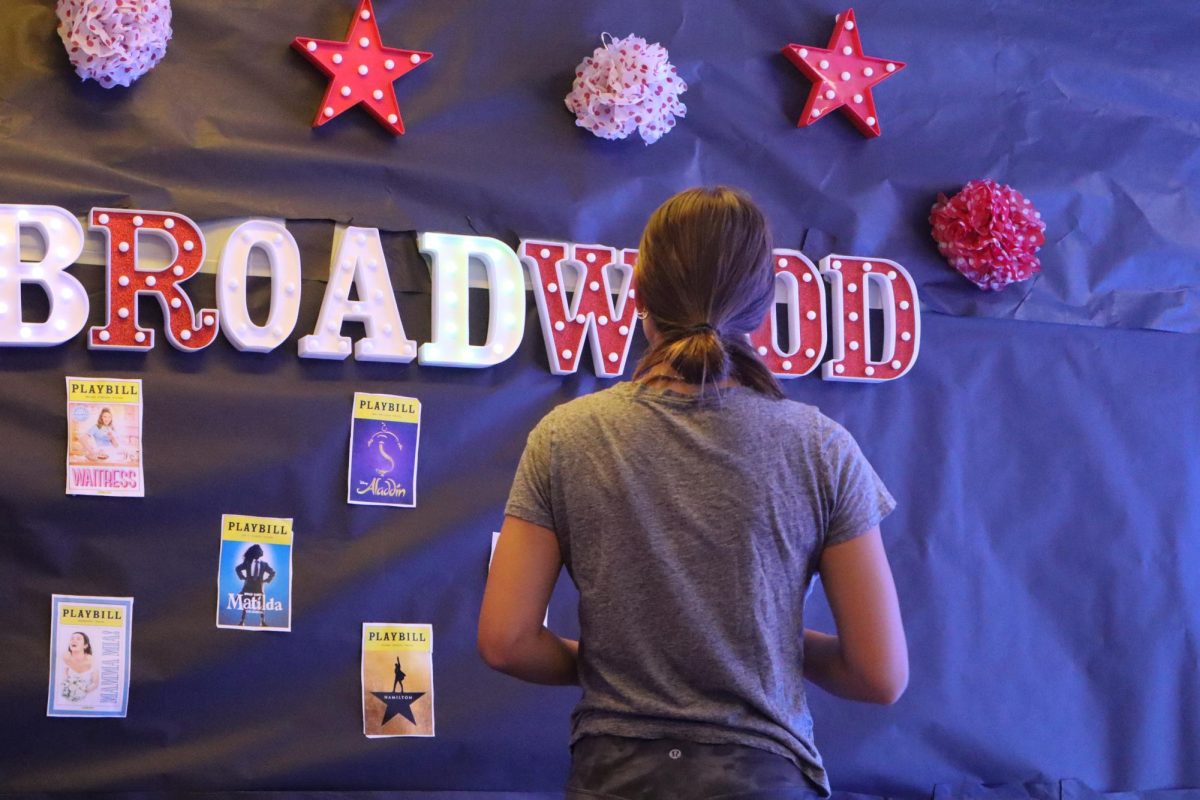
[505,381,896,796]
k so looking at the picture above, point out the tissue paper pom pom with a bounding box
[56,0,172,89]
[930,179,1047,291]
[565,34,686,145]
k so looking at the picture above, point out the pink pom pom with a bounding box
[564,34,686,145]
[930,180,1046,291]
[56,0,172,89]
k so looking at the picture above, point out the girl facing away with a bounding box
[480,186,907,799]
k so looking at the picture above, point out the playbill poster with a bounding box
[215,514,293,632]
[47,595,133,718]
[65,377,144,497]
[361,623,434,738]
[347,392,421,508]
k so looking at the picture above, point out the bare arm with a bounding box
[478,515,579,685]
[803,527,908,704]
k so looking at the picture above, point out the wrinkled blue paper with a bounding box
[0,1,1194,332]
[1,0,1199,797]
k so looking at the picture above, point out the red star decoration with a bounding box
[783,9,905,138]
[292,0,431,136]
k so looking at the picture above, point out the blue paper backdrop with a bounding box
[0,0,1196,798]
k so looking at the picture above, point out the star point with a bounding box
[783,8,905,138]
[292,0,431,136]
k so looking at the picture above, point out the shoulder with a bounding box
[732,390,836,435]
[530,385,848,445]
[530,383,634,434]
[734,394,869,465]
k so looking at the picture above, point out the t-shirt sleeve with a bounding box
[504,416,556,531]
[822,419,897,548]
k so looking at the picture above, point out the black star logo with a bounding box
[371,691,425,725]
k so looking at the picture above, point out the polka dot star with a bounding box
[783,8,905,138]
[292,0,432,135]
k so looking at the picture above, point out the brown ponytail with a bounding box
[632,187,784,399]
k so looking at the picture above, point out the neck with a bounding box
[636,363,739,393]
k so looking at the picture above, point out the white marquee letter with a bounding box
[0,205,87,346]
[217,220,302,353]
[417,232,526,368]
[298,226,416,362]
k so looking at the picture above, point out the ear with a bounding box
[639,312,660,348]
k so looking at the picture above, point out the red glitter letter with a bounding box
[821,255,920,382]
[88,209,219,352]
[522,240,639,377]
[749,249,827,378]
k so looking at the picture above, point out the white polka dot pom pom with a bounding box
[565,33,687,145]
[56,0,173,89]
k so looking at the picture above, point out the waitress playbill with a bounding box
[65,377,144,497]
